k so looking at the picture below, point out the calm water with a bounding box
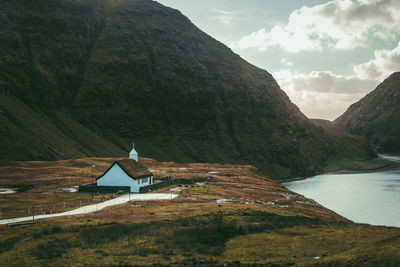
[284,170,400,228]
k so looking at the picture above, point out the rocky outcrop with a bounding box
[0,0,375,179]
[335,73,400,153]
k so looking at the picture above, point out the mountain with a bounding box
[0,0,375,179]
[335,72,400,153]
[0,94,125,160]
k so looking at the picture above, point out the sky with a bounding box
[155,0,400,120]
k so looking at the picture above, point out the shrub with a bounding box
[51,226,62,233]
[32,238,71,259]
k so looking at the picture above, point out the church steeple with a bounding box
[129,141,138,161]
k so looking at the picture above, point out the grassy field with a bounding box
[0,158,121,218]
[0,157,399,266]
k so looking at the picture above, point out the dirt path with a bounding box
[0,193,177,225]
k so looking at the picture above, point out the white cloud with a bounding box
[354,41,400,80]
[210,8,239,26]
[230,0,400,53]
[281,57,293,67]
[269,38,400,120]
[289,91,366,120]
[210,8,269,26]
[276,70,378,94]
[273,69,379,120]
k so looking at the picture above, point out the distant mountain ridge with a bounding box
[0,0,375,179]
[335,72,400,153]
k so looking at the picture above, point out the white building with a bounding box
[96,143,153,193]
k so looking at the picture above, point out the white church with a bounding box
[96,142,154,193]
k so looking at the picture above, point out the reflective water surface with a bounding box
[284,170,400,228]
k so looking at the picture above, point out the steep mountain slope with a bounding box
[0,0,375,179]
[0,94,125,160]
[335,72,400,153]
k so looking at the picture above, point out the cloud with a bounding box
[210,8,269,26]
[288,91,366,120]
[281,58,293,67]
[272,41,400,119]
[230,0,400,52]
[275,70,378,94]
[210,8,239,26]
[354,41,400,80]
[273,69,379,120]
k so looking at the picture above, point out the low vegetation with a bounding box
[0,158,399,266]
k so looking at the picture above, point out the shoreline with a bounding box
[282,155,400,229]
[279,154,400,184]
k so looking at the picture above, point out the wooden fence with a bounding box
[139,177,210,193]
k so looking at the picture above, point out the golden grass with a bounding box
[0,157,399,266]
[224,224,400,266]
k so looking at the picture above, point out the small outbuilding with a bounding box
[96,143,153,193]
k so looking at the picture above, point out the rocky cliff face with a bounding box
[335,72,400,153]
[0,0,375,179]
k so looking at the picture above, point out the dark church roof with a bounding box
[96,159,153,180]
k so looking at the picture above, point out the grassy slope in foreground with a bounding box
[0,158,399,266]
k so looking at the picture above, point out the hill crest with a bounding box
[335,72,400,153]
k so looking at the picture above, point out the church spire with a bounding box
[129,140,138,161]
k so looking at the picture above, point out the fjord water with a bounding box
[284,159,400,228]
